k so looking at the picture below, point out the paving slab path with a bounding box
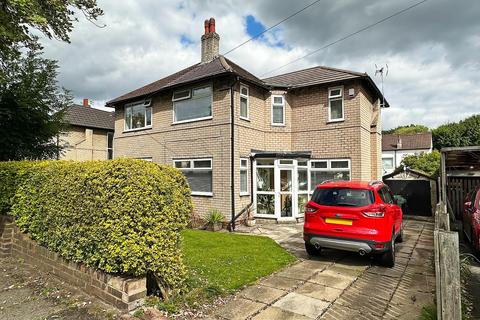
[212,217,435,320]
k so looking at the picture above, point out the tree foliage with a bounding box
[432,114,480,150]
[401,150,441,177]
[383,124,430,135]
[0,0,103,53]
[0,42,72,160]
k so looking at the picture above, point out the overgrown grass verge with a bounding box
[148,229,296,314]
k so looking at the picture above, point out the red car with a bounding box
[462,186,480,252]
[303,180,403,267]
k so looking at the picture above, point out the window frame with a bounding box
[271,94,285,126]
[328,86,344,122]
[309,158,351,194]
[107,132,114,160]
[240,158,249,196]
[173,158,213,196]
[172,85,213,124]
[124,99,152,132]
[239,85,250,121]
[382,157,394,170]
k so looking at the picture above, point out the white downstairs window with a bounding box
[309,159,351,192]
[240,158,249,195]
[174,158,213,196]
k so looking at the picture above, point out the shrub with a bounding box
[205,209,224,225]
[10,159,193,290]
[0,161,33,214]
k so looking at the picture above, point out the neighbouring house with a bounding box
[381,132,433,175]
[106,18,388,224]
[58,99,115,160]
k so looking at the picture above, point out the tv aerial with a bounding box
[375,64,388,108]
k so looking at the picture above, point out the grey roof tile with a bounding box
[64,105,114,130]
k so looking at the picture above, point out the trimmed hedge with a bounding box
[7,159,192,289]
[0,161,33,214]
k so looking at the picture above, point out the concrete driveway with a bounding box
[213,217,435,320]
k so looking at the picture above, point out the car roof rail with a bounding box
[321,179,334,184]
[368,180,383,186]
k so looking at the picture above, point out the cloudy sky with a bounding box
[38,0,480,130]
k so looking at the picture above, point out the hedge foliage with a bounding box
[0,161,33,214]
[5,159,192,289]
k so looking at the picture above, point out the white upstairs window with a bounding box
[240,85,249,120]
[124,99,152,131]
[271,95,285,126]
[328,87,344,122]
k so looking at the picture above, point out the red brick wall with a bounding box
[0,216,145,311]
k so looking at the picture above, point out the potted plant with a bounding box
[245,206,256,227]
[205,209,224,231]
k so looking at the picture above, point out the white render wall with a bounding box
[382,148,432,175]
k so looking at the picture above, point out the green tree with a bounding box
[383,124,429,135]
[432,114,480,149]
[401,150,441,177]
[0,42,72,160]
[0,0,103,53]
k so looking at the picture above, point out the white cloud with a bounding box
[38,0,480,129]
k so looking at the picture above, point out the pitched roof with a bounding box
[262,65,365,87]
[106,56,264,106]
[64,105,114,130]
[263,65,388,107]
[382,133,432,151]
[107,57,387,108]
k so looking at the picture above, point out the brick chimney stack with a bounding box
[201,17,220,63]
[396,137,402,149]
[83,98,89,107]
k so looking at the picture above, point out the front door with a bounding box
[278,167,294,218]
[255,159,308,220]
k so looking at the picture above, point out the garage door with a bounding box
[384,180,432,216]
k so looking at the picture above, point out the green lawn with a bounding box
[181,229,296,292]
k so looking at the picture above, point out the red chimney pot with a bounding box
[83,98,89,107]
[209,17,216,33]
[204,19,209,34]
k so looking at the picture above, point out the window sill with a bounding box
[191,192,213,197]
[123,126,152,133]
[327,119,344,124]
[240,116,250,122]
[271,123,286,127]
[172,116,213,125]
[240,193,250,197]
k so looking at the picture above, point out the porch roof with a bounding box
[250,150,311,159]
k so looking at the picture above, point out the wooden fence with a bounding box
[434,201,461,320]
[446,176,480,219]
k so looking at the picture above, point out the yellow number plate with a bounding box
[325,218,353,226]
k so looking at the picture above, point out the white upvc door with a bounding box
[254,158,307,220]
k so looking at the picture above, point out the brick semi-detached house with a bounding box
[59,99,114,161]
[107,18,388,227]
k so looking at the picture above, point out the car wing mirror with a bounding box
[465,201,472,209]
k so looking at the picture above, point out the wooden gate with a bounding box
[446,177,480,219]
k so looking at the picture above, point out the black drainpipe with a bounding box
[230,77,238,231]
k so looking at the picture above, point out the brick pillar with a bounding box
[0,216,14,257]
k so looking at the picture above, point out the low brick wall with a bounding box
[0,215,146,311]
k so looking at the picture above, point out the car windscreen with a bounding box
[311,187,374,207]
